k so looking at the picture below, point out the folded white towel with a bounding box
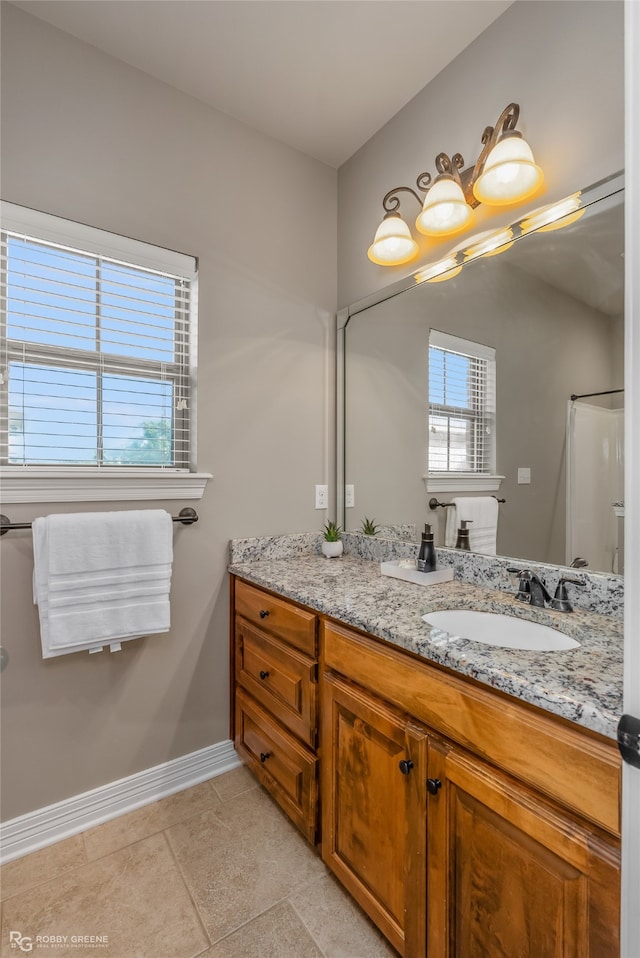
[33,510,173,658]
[444,497,499,555]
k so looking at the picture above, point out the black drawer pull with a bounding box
[259,752,270,763]
[259,670,269,680]
[427,778,442,795]
[259,609,270,619]
[399,759,414,775]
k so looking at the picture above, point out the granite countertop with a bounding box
[229,553,623,740]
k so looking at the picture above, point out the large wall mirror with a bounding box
[339,173,624,575]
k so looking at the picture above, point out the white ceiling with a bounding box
[10,0,513,167]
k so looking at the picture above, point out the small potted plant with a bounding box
[321,520,343,558]
[361,517,378,536]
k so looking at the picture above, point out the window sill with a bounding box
[0,469,212,504]
[424,474,505,494]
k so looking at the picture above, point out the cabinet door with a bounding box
[427,744,620,958]
[321,672,427,958]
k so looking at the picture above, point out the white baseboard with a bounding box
[0,739,241,864]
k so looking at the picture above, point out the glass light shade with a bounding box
[473,135,544,206]
[519,192,584,234]
[462,227,514,259]
[367,214,419,266]
[415,255,462,284]
[415,177,473,237]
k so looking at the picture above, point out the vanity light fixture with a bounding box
[368,102,544,266]
[367,213,419,266]
[414,255,462,284]
[415,173,473,237]
[461,226,515,259]
[411,188,592,289]
[519,192,584,234]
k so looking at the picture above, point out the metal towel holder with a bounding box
[0,507,199,536]
[429,497,505,510]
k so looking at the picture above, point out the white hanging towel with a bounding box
[33,510,173,659]
[444,497,499,555]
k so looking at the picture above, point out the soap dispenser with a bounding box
[455,519,473,551]
[416,523,437,573]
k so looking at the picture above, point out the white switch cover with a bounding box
[517,467,531,485]
[315,484,328,509]
[345,484,355,508]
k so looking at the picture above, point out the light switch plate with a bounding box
[518,467,531,484]
[345,484,355,508]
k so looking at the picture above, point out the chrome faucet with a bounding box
[508,567,585,611]
[507,568,551,608]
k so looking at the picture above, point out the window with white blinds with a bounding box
[0,204,197,469]
[428,329,496,475]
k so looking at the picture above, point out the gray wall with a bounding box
[338,0,624,308]
[0,4,336,820]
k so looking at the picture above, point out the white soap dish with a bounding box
[380,560,454,587]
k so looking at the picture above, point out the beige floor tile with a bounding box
[290,874,399,958]
[0,836,86,903]
[210,764,259,803]
[83,780,221,861]
[167,786,326,943]
[0,833,209,958]
[202,901,323,958]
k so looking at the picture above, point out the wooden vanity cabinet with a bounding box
[320,671,429,957]
[232,579,319,843]
[231,581,621,956]
[321,619,621,958]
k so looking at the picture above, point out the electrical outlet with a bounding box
[315,484,328,509]
[345,484,355,508]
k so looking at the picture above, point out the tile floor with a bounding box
[0,765,397,958]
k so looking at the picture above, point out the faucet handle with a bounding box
[507,567,532,602]
[550,577,585,613]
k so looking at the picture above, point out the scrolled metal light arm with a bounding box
[376,102,523,216]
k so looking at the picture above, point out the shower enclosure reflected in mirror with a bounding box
[567,394,624,574]
[339,173,624,574]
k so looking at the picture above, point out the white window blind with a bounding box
[428,329,496,475]
[0,204,197,470]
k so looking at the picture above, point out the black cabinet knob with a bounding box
[259,752,270,763]
[427,778,442,795]
[259,670,269,680]
[259,610,270,619]
[399,759,414,775]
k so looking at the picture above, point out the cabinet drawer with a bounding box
[235,580,316,656]
[235,688,318,843]
[236,619,317,747]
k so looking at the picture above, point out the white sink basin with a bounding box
[421,609,580,651]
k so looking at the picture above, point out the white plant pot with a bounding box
[321,540,343,558]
